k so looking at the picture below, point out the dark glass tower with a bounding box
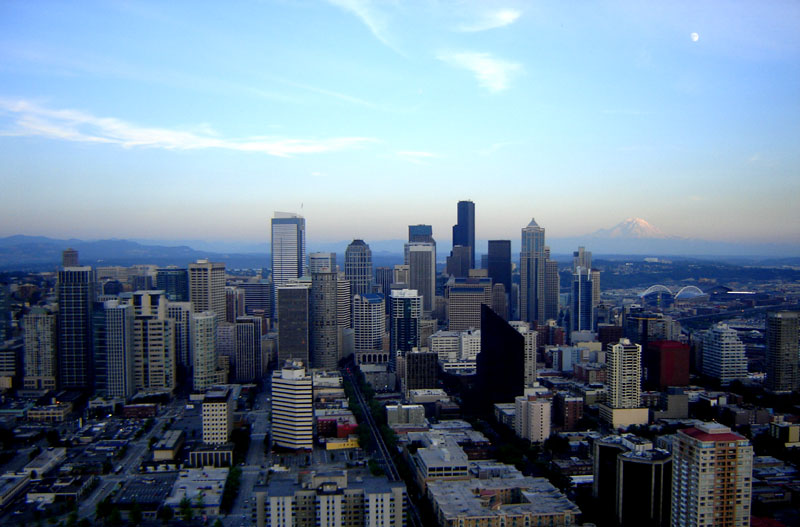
[452,200,475,269]
[487,240,511,294]
[476,304,524,410]
[156,267,189,302]
[345,239,373,296]
[57,266,96,391]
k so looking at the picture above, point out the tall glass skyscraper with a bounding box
[520,219,546,324]
[452,200,475,268]
[57,266,96,391]
[271,212,306,311]
[345,239,373,296]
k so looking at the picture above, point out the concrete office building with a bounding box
[514,394,552,443]
[311,271,339,370]
[407,243,436,315]
[202,387,234,445]
[353,293,385,352]
[191,311,221,392]
[23,309,57,391]
[188,260,226,319]
[702,323,747,386]
[272,364,313,450]
[308,252,336,273]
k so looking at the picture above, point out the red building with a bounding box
[644,340,689,390]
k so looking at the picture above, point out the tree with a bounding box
[213,519,224,527]
[78,519,91,527]
[106,508,121,526]
[179,496,194,522]
[129,501,142,526]
[156,506,174,524]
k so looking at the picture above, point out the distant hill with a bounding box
[0,236,267,271]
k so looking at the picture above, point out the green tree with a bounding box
[78,519,91,527]
[213,519,224,527]
[129,501,142,526]
[179,496,194,522]
[106,508,121,526]
[156,506,174,524]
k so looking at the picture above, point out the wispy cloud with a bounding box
[0,99,376,157]
[325,0,400,54]
[478,141,521,156]
[457,9,521,32]
[437,51,522,92]
[396,150,440,165]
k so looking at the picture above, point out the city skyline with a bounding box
[1,1,798,245]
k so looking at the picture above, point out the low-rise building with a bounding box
[164,467,228,516]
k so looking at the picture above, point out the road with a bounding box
[343,367,423,527]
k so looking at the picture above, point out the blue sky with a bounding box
[1,1,798,247]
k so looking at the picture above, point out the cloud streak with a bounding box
[457,9,521,32]
[325,0,401,54]
[0,99,376,157]
[396,150,440,165]
[437,51,522,92]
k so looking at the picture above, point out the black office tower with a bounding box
[57,267,96,391]
[452,200,475,269]
[476,304,524,410]
[487,240,511,294]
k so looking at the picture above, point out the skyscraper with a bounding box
[447,277,492,331]
[765,311,800,393]
[407,242,436,315]
[452,200,475,269]
[234,316,263,383]
[408,224,434,243]
[310,271,339,370]
[671,423,753,527]
[272,363,313,450]
[308,252,336,273]
[101,299,136,400]
[487,240,511,296]
[445,245,471,278]
[390,289,421,370]
[156,267,189,302]
[345,240,373,296]
[191,311,220,392]
[520,219,546,324]
[572,246,592,272]
[271,212,306,308]
[544,253,560,322]
[166,301,193,376]
[571,267,594,334]
[353,293,385,352]
[600,339,648,428]
[277,283,310,364]
[23,309,57,391]
[129,291,176,394]
[476,305,524,410]
[62,248,79,267]
[702,323,747,386]
[188,259,226,319]
[57,266,96,391]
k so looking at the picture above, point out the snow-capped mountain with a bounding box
[590,217,671,239]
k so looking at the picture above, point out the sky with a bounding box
[1,1,798,248]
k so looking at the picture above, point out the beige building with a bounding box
[188,259,226,319]
[202,387,233,445]
[600,339,648,428]
[671,423,753,527]
[22,309,57,391]
[514,393,551,443]
[272,364,313,450]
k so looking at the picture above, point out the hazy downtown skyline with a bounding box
[1,1,798,247]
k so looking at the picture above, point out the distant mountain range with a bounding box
[1,218,798,271]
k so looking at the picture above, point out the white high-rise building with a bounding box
[702,323,747,386]
[353,293,385,352]
[166,302,192,371]
[103,300,136,400]
[22,309,57,391]
[272,364,313,450]
[600,338,648,428]
[511,321,538,388]
[514,394,552,443]
[128,291,176,394]
[192,311,220,392]
[271,212,306,309]
[671,422,753,527]
[188,260,226,319]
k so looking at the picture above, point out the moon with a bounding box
[691,32,699,42]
